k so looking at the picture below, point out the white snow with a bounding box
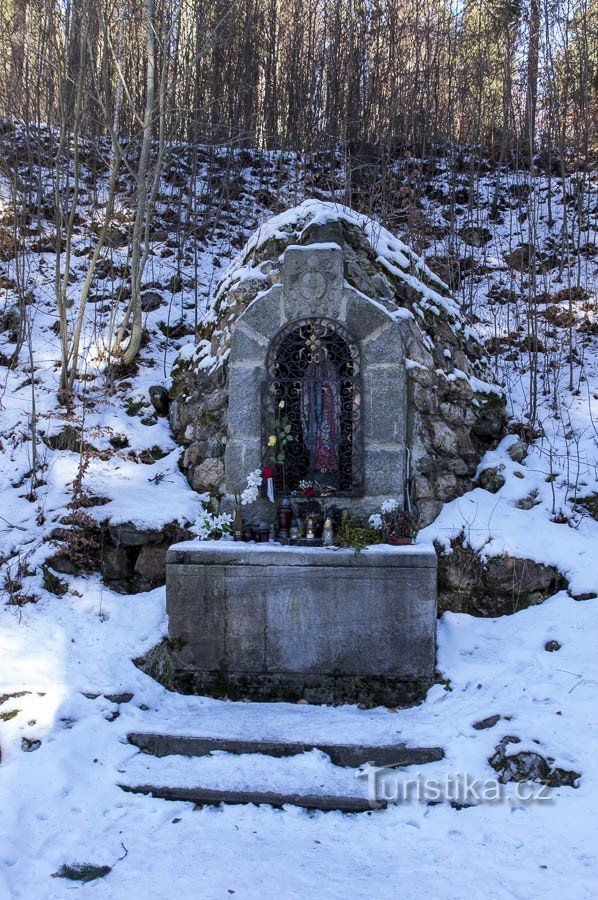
[0,149,597,899]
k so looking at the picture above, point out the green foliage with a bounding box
[52,864,112,883]
[333,517,384,555]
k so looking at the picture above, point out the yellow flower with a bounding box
[268,435,277,447]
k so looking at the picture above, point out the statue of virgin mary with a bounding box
[301,356,340,474]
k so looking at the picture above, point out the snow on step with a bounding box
[129,693,446,749]
[127,732,444,768]
[120,746,366,797]
[120,784,380,813]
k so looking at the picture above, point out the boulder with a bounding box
[101,546,134,581]
[459,226,492,247]
[46,555,80,575]
[191,457,225,493]
[141,291,164,312]
[134,543,169,584]
[484,556,562,597]
[573,494,598,521]
[472,714,501,731]
[477,466,505,493]
[149,385,169,416]
[470,392,506,441]
[489,735,580,788]
[108,522,163,546]
[505,243,544,273]
[436,535,567,616]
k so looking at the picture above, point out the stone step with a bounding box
[128,731,444,768]
[119,782,384,813]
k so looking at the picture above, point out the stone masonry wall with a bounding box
[170,202,505,525]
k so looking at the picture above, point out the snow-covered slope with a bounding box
[0,138,597,898]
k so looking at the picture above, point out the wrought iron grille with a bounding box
[263,318,363,496]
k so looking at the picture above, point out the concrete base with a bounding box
[166,541,437,707]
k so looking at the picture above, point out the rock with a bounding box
[545,640,561,652]
[471,392,506,441]
[433,472,458,500]
[101,546,134,580]
[191,457,225,493]
[44,425,85,452]
[104,692,134,704]
[168,274,183,293]
[42,564,68,596]
[183,440,223,469]
[437,535,567,616]
[507,440,528,463]
[506,244,537,273]
[108,522,163,547]
[490,737,549,783]
[141,291,164,312]
[429,419,459,456]
[0,305,21,333]
[138,445,168,464]
[109,433,129,449]
[473,714,501,730]
[459,226,492,247]
[21,737,41,752]
[477,466,505,493]
[149,385,169,416]
[489,735,580,788]
[484,556,564,598]
[425,255,462,290]
[573,494,598,521]
[517,490,539,510]
[134,543,169,582]
[46,555,80,575]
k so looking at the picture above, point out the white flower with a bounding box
[369,513,383,530]
[381,498,400,514]
[240,468,263,505]
[192,509,233,540]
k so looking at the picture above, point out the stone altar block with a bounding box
[166,541,437,706]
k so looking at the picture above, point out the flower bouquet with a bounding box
[369,499,418,545]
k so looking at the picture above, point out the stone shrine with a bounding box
[170,200,505,524]
[164,200,505,706]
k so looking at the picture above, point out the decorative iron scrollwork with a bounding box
[263,319,363,496]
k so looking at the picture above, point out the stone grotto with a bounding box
[170,199,505,525]
[162,199,506,706]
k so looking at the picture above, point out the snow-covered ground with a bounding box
[0,142,597,898]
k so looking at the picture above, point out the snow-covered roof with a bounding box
[192,199,488,378]
[212,198,459,319]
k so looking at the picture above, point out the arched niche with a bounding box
[263,317,363,496]
[224,243,408,508]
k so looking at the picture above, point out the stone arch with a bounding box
[224,263,409,509]
[264,317,363,496]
